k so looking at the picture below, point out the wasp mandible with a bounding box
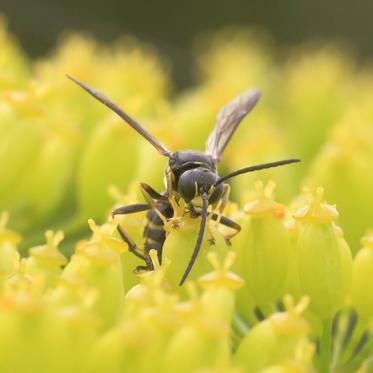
[68,75,300,285]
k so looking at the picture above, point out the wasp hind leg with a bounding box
[112,203,153,270]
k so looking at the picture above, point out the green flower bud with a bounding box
[163,325,230,373]
[90,316,167,373]
[103,251,182,373]
[228,120,298,203]
[24,230,67,290]
[258,339,315,373]
[0,18,30,89]
[196,30,271,90]
[162,214,230,293]
[134,117,171,192]
[124,250,177,322]
[304,103,373,252]
[77,118,140,220]
[282,219,302,301]
[108,185,148,290]
[235,181,291,307]
[60,219,126,329]
[172,92,216,150]
[0,259,47,372]
[198,251,244,323]
[4,128,77,229]
[280,48,351,169]
[41,291,98,373]
[162,283,231,373]
[351,232,373,321]
[0,212,21,285]
[0,106,42,207]
[234,296,311,373]
[294,187,353,320]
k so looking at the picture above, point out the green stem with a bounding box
[331,311,349,369]
[320,318,333,373]
[232,312,250,337]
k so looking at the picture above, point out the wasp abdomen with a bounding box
[143,203,173,261]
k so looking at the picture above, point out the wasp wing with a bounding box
[205,88,261,161]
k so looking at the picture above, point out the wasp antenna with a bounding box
[66,74,171,157]
[215,158,301,186]
[179,192,209,286]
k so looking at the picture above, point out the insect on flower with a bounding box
[68,75,300,285]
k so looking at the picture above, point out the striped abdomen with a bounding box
[143,201,173,262]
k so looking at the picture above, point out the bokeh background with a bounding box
[1,3,373,372]
[2,0,373,88]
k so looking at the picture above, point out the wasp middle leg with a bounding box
[113,182,174,270]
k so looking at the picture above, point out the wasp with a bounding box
[68,75,300,285]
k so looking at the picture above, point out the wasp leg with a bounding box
[206,212,217,244]
[187,202,199,217]
[210,212,241,244]
[190,205,241,244]
[112,203,149,217]
[166,168,185,217]
[206,184,230,244]
[218,183,231,214]
[187,203,217,244]
[140,182,168,201]
[139,184,169,226]
[211,183,231,228]
[112,203,153,269]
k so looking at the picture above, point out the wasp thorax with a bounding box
[178,168,223,204]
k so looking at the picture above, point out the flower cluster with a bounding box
[1,19,373,372]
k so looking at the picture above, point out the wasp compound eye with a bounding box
[178,169,200,202]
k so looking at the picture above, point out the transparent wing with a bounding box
[205,88,261,161]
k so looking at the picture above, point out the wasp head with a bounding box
[177,167,223,204]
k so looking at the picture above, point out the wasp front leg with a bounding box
[207,212,241,245]
[166,168,186,217]
[214,183,231,222]
[164,168,186,228]
[210,212,241,244]
[205,183,230,243]
[189,204,241,244]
